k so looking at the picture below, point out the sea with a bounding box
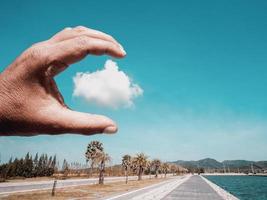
[205,175,267,200]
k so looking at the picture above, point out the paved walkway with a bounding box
[164,175,224,200]
[104,176,189,200]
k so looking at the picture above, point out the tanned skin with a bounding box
[0,26,126,136]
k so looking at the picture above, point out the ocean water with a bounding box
[205,175,267,200]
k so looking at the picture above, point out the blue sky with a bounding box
[0,0,267,164]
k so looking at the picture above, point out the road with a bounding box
[0,175,162,195]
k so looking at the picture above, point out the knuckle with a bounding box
[26,45,48,63]
[76,35,89,46]
[74,25,87,31]
[27,47,42,59]
[101,32,114,41]
[95,30,114,40]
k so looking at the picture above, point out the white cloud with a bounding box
[73,59,143,108]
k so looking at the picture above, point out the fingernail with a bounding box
[119,44,126,55]
[103,126,118,134]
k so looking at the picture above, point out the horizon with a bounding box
[1,153,266,166]
[1,0,267,164]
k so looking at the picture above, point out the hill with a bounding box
[171,158,267,172]
[173,158,222,169]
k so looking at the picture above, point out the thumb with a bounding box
[51,108,117,135]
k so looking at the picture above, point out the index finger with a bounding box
[50,26,120,46]
[43,36,126,73]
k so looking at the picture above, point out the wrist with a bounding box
[0,73,15,135]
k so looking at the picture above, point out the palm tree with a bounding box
[85,141,103,177]
[162,163,169,178]
[132,153,148,181]
[170,164,178,176]
[96,152,111,184]
[122,155,131,184]
[146,160,152,179]
[151,159,161,178]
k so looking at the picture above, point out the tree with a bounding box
[62,159,69,178]
[23,153,33,178]
[85,141,104,177]
[0,164,8,181]
[198,167,205,174]
[44,154,48,174]
[0,153,56,179]
[16,159,24,177]
[37,154,44,176]
[151,159,161,178]
[52,155,57,172]
[146,160,152,178]
[32,153,39,177]
[6,157,13,178]
[162,163,169,178]
[96,152,111,184]
[122,155,131,184]
[170,164,178,176]
[132,153,148,181]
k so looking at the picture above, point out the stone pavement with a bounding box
[163,175,224,200]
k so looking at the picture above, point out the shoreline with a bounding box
[203,173,267,177]
[200,175,239,200]
[202,173,246,176]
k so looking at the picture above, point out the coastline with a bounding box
[203,173,246,176]
[200,175,239,200]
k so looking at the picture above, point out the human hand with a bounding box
[0,26,126,136]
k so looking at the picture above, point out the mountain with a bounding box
[171,158,267,171]
[173,158,222,169]
[256,161,267,168]
[222,160,253,168]
[198,158,223,169]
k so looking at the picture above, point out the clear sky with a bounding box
[0,0,267,164]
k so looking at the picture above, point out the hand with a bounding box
[0,26,126,136]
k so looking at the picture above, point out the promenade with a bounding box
[106,175,238,200]
[164,175,224,200]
